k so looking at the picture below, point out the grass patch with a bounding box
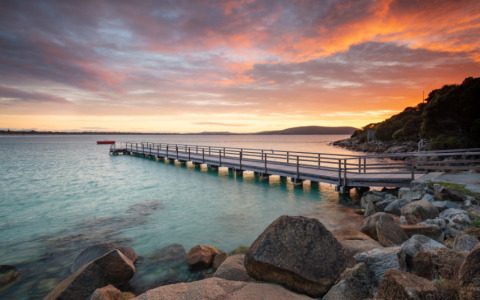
[428,182,480,198]
[468,212,480,228]
[230,246,249,256]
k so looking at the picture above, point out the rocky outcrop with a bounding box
[401,201,439,225]
[70,243,137,274]
[354,247,407,288]
[376,269,435,300]
[45,250,135,300]
[244,215,347,297]
[213,252,228,270]
[131,277,313,300]
[399,225,444,243]
[323,263,373,300]
[214,254,254,282]
[187,245,218,271]
[454,234,480,252]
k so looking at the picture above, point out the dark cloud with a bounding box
[0,85,70,103]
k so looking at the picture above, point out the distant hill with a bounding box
[255,126,358,135]
[352,76,480,149]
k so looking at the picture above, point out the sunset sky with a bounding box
[0,0,479,133]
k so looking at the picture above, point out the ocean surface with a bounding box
[0,134,368,299]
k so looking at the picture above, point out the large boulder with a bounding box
[354,247,406,288]
[70,243,137,274]
[364,201,378,217]
[45,250,135,300]
[384,199,411,216]
[376,214,409,247]
[187,245,218,271]
[131,277,313,300]
[376,269,435,300]
[323,263,372,300]
[244,215,347,297]
[454,235,480,252]
[401,235,446,260]
[214,254,254,282]
[401,200,439,225]
[399,225,444,243]
[332,228,382,256]
[376,199,396,212]
[459,244,480,299]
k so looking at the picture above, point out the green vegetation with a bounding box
[427,182,480,198]
[230,246,249,255]
[352,77,480,149]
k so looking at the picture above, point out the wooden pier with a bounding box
[110,142,480,191]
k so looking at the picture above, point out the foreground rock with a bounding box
[214,254,254,282]
[187,245,218,271]
[354,247,406,288]
[70,243,137,274]
[332,228,382,256]
[377,269,435,300]
[90,285,121,300]
[213,252,228,270]
[359,212,393,240]
[150,244,186,264]
[323,263,373,300]
[401,201,439,225]
[132,277,312,300]
[436,248,469,279]
[376,214,408,246]
[45,250,135,300]
[244,215,347,297]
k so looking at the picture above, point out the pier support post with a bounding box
[210,165,219,171]
[335,185,352,194]
[291,177,303,186]
[258,172,269,180]
[234,169,243,177]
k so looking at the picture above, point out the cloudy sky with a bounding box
[0,0,479,132]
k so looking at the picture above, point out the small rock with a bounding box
[436,248,469,279]
[445,228,465,239]
[376,214,409,247]
[432,200,461,212]
[417,217,447,229]
[354,246,407,287]
[377,269,435,300]
[70,243,137,274]
[454,235,480,252]
[45,250,135,300]
[398,187,411,200]
[401,200,439,225]
[212,252,228,270]
[440,209,473,230]
[187,245,218,271]
[244,215,347,297]
[213,254,254,282]
[411,251,437,280]
[364,201,378,217]
[465,227,480,240]
[421,194,435,203]
[323,263,373,300]
[359,212,393,240]
[401,235,446,259]
[121,292,135,300]
[459,244,480,297]
[444,237,455,248]
[0,272,18,288]
[90,285,121,300]
[410,183,428,200]
[384,199,411,216]
[376,199,396,212]
[333,228,382,256]
[400,225,444,243]
[151,244,187,264]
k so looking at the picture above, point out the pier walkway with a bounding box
[110,142,480,190]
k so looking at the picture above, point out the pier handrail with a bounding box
[113,142,480,179]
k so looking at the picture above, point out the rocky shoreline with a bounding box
[331,137,419,156]
[2,184,480,299]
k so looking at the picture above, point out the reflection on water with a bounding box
[0,135,365,299]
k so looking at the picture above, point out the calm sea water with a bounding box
[0,135,366,299]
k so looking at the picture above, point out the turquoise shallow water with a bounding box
[0,135,365,299]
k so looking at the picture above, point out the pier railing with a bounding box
[111,142,480,184]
